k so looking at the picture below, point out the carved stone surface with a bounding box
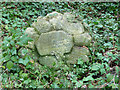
[35,31,73,56]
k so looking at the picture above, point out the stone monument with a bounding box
[25,11,92,68]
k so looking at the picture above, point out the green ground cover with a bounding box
[0,2,120,88]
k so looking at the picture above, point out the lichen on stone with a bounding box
[25,11,92,68]
[35,30,73,56]
[65,46,90,64]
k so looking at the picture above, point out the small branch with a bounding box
[112,33,115,48]
[113,74,118,88]
[96,73,117,88]
[18,64,43,85]
[8,76,11,87]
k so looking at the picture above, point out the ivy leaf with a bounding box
[97,24,103,28]
[91,64,100,71]
[21,73,28,79]
[104,58,109,62]
[83,76,94,81]
[11,56,17,62]
[19,35,33,45]
[11,48,17,55]
[104,42,113,47]
[77,58,83,65]
[75,81,83,87]
[1,66,5,69]
[6,61,14,70]
[21,49,28,55]
[106,74,113,82]
[100,68,106,74]
[18,58,29,66]
[10,40,15,46]
[53,83,59,88]
[24,79,31,84]
[115,66,119,74]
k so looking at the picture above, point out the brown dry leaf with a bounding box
[82,46,89,50]
[30,60,34,63]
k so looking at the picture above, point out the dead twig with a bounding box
[18,64,43,85]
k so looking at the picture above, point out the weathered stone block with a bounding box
[32,19,52,34]
[35,31,73,56]
[25,27,39,41]
[63,22,85,35]
[63,12,77,23]
[65,46,90,64]
[43,11,63,21]
[74,32,92,46]
[25,27,39,49]
[49,15,67,30]
[39,56,58,68]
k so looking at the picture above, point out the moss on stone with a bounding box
[25,12,92,67]
[35,31,73,56]
[65,46,90,64]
